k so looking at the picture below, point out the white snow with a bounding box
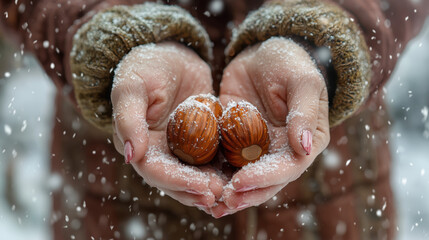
[4,124,12,135]
[421,106,428,121]
[208,0,224,15]
[0,54,55,239]
[386,18,429,240]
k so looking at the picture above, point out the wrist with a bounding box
[226,0,371,127]
[69,3,212,132]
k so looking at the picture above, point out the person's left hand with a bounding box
[110,42,225,213]
[211,37,331,218]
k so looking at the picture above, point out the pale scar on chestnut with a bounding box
[220,101,270,167]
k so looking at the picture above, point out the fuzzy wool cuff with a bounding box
[70,3,212,132]
[226,0,371,127]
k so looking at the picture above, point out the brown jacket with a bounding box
[1,0,428,239]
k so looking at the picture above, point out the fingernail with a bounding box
[236,186,257,193]
[237,203,250,210]
[301,130,312,155]
[186,189,203,195]
[124,141,134,164]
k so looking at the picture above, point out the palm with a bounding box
[131,77,226,209]
[111,42,225,210]
[212,37,330,217]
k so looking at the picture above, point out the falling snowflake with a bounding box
[4,124,12,135]
[421,106,428,122]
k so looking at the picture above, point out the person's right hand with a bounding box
[211,37,330,217]
[111,42,224,212]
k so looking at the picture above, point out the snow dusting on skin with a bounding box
[145,145,210,189]
[285,109,306,144]
[242,144,295,175]
[111,96,149,143]
[135,116,150,143]
[257,37,323,80]
[221,181,236,201]
[112,43,187,89]
[223,181,235,192]
[113,44,157,88]
[286,109,304,124]
[267,126,287,150]
[221,147,296,200]
[112,96,144,122]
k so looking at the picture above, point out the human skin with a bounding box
[111,38,331,217]
[212,37,330,217]
[111,42,224,212]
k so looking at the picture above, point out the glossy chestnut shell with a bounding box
[220,101,270,167]
[167,94,221,165]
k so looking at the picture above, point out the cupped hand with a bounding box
[111,42,224,211]
[212,37,330,217]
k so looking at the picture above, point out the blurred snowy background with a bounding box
[1,20,429,240]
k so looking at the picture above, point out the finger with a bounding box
[112,118,123,154]
[314,86,330,154]
[230,151,311,192]
[219,58,265,112]
[223,184,285,209]
[112,128,123,155]
[199,165,226,201]
[111,83,149,164]
[210,202,237,218]
[161,188,215,210]
[133,144,214,196]
[210,184,285,218]
[286,77,325,156]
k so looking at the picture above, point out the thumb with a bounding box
[286,80,324,156]
[111,77,149,164]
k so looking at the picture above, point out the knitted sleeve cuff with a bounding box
[226,0,371,127]
[70,3,212,133]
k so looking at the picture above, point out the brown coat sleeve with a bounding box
[227,0,429,126]
[332,0,429,96]
[1,1,212,132]
[226,0,373,127]
[0,0,148,99]
[69,3,212,132]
